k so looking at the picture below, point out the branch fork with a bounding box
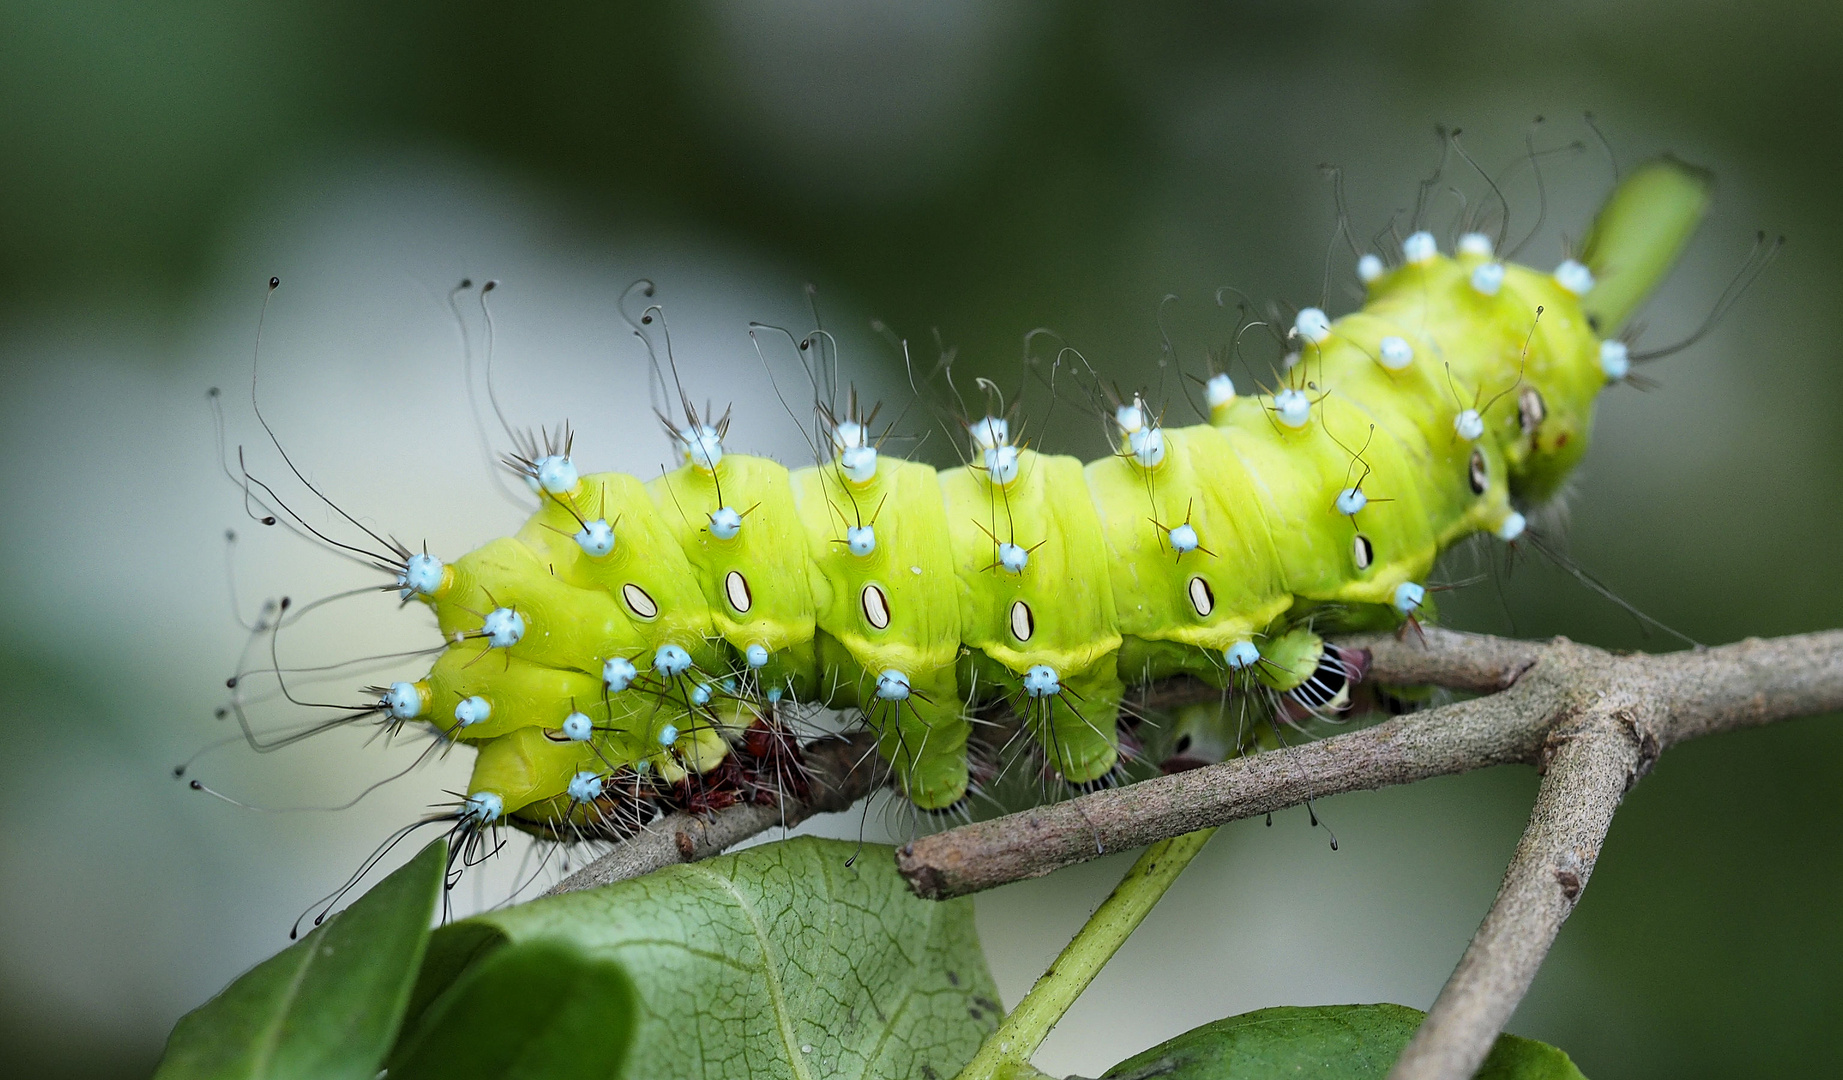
[902,628,1843,1079]
[554,627,1843,1080]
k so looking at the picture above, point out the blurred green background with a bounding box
[2,2,1839,1077]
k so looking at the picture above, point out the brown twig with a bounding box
[1386,706,1630,1080]
[1386,628,1843,1079]
[892,627,1843,1080]
[894,629,1843,897]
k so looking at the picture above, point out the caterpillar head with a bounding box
[1387,241,1606,509]
[1508,156,1715,503]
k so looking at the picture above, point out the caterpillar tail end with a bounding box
[1580,156,1715,335]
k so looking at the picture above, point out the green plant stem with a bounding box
[955,827,1219,1080]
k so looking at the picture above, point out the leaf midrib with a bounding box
[247,932,325,1078]
[689,864,816,1080]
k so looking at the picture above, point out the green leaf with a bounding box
[416,835,999,1080]
[389,939,637,1080]
[153,838,448,1080]
[401,918,507,1035]
[1102,1003,1586,1080]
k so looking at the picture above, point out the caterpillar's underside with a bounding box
[367,160,1709,830]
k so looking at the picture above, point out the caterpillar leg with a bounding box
[1250,629,1370,718]
[1160,701,1243,772]
[862,667,970,811]
[1020,662,1123,787]
[1249,627,1326,694]
[1149,636,1369,774]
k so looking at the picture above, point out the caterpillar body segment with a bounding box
[647,453,821,698]
[512,471,730,677]
[422,650,606,742]
[468,726,616,815]
[942,448,1125,787]
[792,455,972,810]
[384,159,1706,825]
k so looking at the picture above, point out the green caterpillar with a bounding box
[368,159,1709,828]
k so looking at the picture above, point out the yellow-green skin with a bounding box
[393,162,1708,817]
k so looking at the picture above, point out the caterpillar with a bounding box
[221,157,1712,844]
